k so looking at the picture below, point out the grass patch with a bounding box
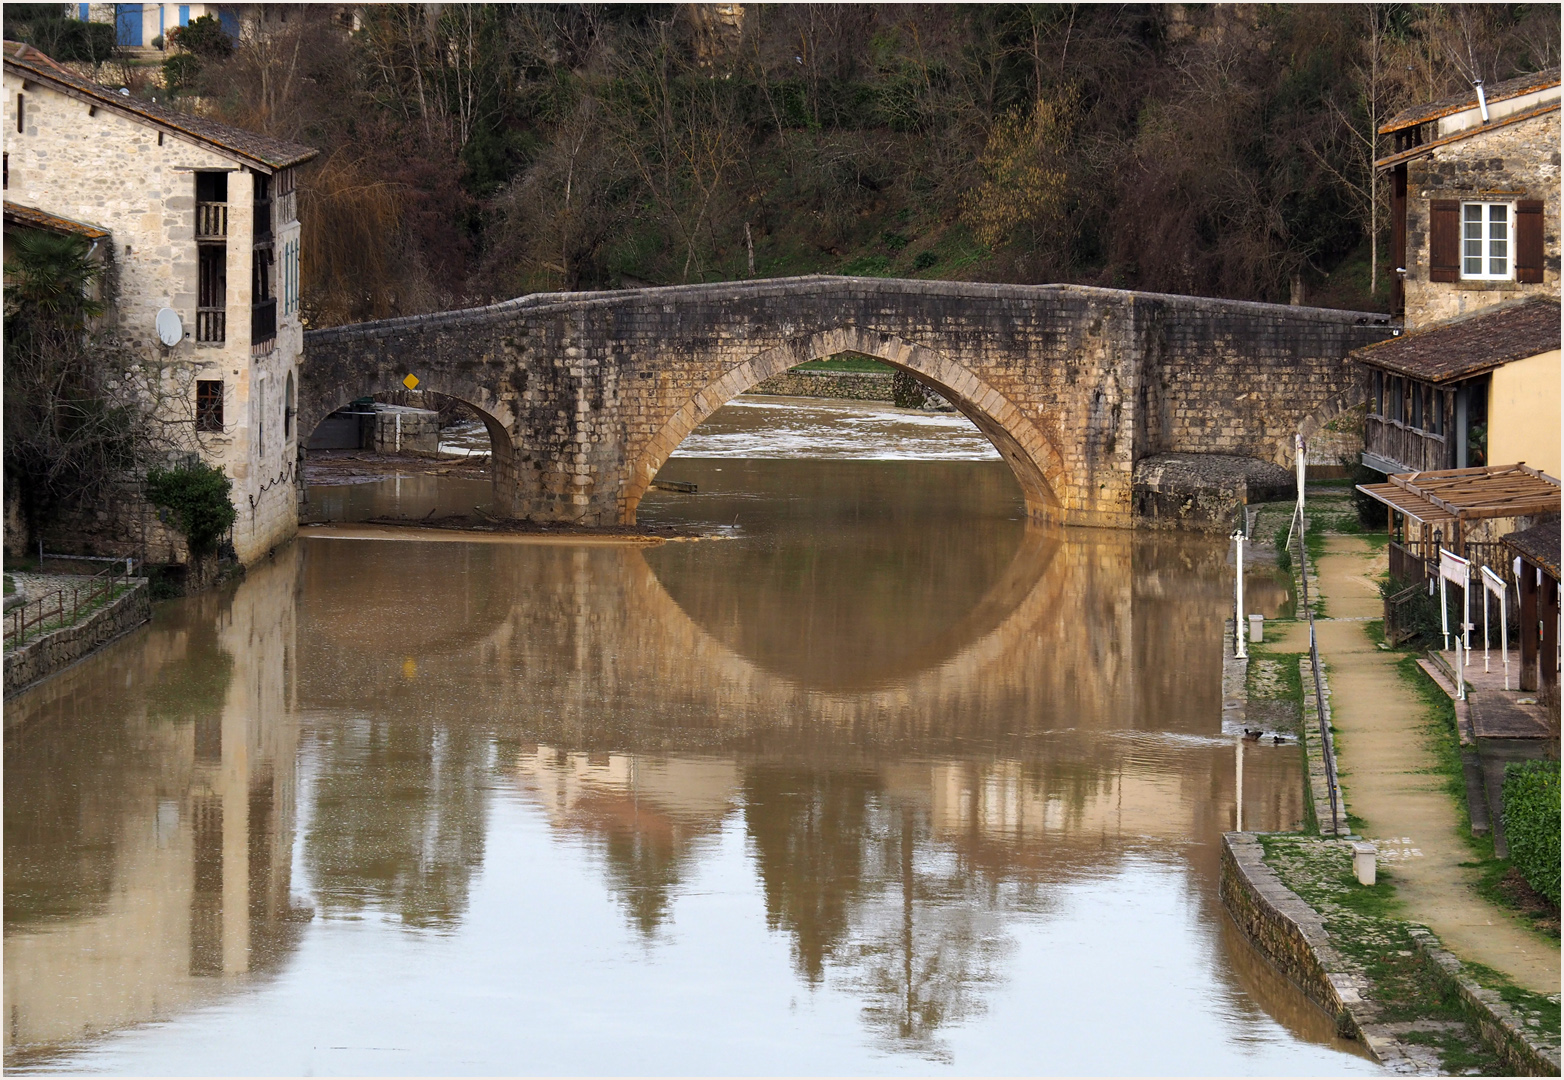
[791,354,893,373]
[1258,836,1512,1072]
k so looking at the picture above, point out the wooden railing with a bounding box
[1384,582,1426,646]
[197,308,226,343]
[1388,539,1434,583]
[5,559,137,648]
[196,201,228,239]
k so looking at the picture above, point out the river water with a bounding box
[4,397,1374,1075]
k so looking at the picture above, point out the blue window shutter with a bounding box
[78,4,90,21]
[178,5,189,27]
[114,4,143,47]
[219,7,239,39]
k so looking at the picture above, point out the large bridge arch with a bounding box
[621,327,1068,523]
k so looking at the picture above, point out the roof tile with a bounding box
[1350,300,1561,383]
[1380,67,1560,134]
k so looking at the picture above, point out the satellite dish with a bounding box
[155,308,183,347]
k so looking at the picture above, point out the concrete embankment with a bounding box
[3,581,150,700]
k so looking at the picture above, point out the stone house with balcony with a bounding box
[1355,69,1561,482]
[3,41,315,565]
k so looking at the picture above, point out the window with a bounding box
[196,380,224,431]
[284,371,295,439]
[1410,380,1423,429]
[1427,387,1444,437]
[1387,376,1401,424]
[15,94,22,133]
[1370,370,1382,416]
[1462,203,1511,279]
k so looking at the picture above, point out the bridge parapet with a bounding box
[301,276,1392,528]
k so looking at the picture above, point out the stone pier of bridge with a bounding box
[301,276,1392,529]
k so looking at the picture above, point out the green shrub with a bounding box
[1274,525,1292,572]
[913,250,940,271]
[144,462,237,557]
[1503,760,1560,907]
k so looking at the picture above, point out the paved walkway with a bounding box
[1312,534,1560,995]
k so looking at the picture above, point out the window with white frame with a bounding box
[1462,202,1512,279]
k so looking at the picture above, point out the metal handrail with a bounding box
[1291,505,1342,837]
[5,558,138,647]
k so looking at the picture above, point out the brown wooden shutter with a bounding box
[1516,200,1544,283]
[1429,200,1459,282]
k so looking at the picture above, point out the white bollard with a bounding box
[1248,613,1264,643]
[1352,842,1377,886]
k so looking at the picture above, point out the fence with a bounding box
[5,558,138,648]
[1291,505,1342,838]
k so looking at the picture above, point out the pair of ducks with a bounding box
[1242,728,1290,744]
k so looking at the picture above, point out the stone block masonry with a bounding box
[303,277,1392,530]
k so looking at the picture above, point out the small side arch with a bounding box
[1275,384,1368,468]
[303,387,519,517]
[620,327,1069,523]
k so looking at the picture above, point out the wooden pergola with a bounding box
[1356,463,1563,582]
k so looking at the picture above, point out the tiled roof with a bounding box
[3,42,316,171]
[1350,299,1562,383]
[3,200,111,239]
[1503,517,1561,580]
[1374,100,1560,172]
[1380,67,1561,134]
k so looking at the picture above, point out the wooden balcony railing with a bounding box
[196,308,226,343]
[196,201,228,239]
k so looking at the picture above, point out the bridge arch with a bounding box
[302,382,519,517]
[621,327,1068,524]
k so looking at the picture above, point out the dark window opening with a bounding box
[196,380,224,431]
[1410,380,1423,429]
[1370,370,1382,416]
[3,152,8,190]
[197,245,226,343]
[195,171,228,238]
[15,94,23,133]
[252,171,272,241]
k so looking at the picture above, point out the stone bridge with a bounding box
[301,276,1392,528]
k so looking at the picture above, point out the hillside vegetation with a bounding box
[13,4,1561,326]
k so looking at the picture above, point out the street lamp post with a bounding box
[1233,526,1247,660]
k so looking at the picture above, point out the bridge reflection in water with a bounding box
[3,460,1365,1073]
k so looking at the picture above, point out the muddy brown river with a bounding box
[4,398,1377,1074]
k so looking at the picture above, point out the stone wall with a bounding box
[303,277,1391,530]
[1404,111,1561,328]
[750,370,896,401]
[3,581,151,698]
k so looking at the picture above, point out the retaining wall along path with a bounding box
[3,581,150,699]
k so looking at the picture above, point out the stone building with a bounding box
[1381,67,1560,327]
[70,4,328,55]
[1354,69,1561,479]
[3,41,316,565]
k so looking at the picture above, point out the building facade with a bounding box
[3,42,315,565]
[1356,68,1561,480]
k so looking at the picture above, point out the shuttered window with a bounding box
[1516,200,1545,283]
[1428,200,1459,282]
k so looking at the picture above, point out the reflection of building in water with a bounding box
[3,552,303,1063]
[513,747,739,934]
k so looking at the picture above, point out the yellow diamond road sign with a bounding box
[403,373,420,390]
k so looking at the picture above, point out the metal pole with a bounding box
[1234,529,1247,660]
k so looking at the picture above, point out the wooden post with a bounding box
[1519,561,1539,691]
[1541,575,1559,696]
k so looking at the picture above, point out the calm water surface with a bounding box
[5,398,1369,1074]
